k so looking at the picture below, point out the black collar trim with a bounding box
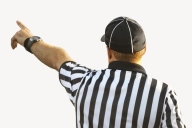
[108,61,146,74]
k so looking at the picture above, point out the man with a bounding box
[11,16,186,128]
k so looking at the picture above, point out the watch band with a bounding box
[24,36,41,53]
[24,38,31,53]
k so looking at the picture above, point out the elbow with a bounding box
[52,55,62,71]
[53,48,66,71]
[52,47,73,71]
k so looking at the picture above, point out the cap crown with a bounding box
[101,17,146,53]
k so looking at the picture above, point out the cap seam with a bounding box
[109,20,124,48]
[109,18,124,24]
[126,19,142,28]
[110,17,123,23]
[125,20,133,53]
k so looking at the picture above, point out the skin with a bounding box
[11,21,143,71]
[11,21,73,71]
[106,46,143,65]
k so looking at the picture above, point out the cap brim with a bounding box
[101,34,105,42]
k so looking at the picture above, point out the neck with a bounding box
[135,59,142,65]
[108,58,142,66]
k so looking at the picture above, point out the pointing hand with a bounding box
[11,21,34,49]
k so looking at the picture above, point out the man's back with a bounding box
[59,61,185,128]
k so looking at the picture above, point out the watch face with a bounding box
[29,38,34,41]
[34,36,40,40]
[30,36,40,42]
[25,36,41,53]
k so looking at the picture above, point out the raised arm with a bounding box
[11,21,73,71]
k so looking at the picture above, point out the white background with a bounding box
[0,0,191,127]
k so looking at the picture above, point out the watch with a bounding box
[24,36,42,53]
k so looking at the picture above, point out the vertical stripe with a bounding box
[103,70,121,128]
[75,73,92,128]
[154,83,168,127]
[75,73,89,128]
[148,81,163,128]
[79,72,97,128]
[132,74,147,127]
[120,72,137,128]
[161,113,165,127]
[83,71,102,128]
[168,93,179,128]
[165,98,173,128]
[170,92,182,128]
[98,70,115,128]
[142,78,157,128]
[125,73,143,128]
[109,71,126,128]
[92,69,111,127]
[114,71,132,128]
[88,71,105,128]
[137,77,152,128]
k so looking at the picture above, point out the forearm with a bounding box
[11,21,73,71]
[30,41,73,71]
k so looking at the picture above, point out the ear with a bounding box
[142,46,147,55]
[106,46,112,59]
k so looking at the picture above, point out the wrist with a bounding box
[24,36,42,53]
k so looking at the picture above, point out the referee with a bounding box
[11,16,186,128]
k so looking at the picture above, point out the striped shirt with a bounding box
[59,61,186,128]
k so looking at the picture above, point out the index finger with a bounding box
[16,20,28,29]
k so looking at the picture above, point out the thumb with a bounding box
[11,39,18,49]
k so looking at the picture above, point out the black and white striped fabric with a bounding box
[59,61,186,128]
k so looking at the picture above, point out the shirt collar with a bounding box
[108,61,146,74]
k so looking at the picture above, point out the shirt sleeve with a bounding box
[161,89,186,128]
[59,61,93,105]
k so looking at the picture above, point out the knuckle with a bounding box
[16,31,20,34]
[21,29,25,32]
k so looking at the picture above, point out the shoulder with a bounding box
[59,61,95,73]
[145,75,173,96]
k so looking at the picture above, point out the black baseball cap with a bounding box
[101,16,146,54]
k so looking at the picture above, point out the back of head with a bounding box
[101,16,146,63]
[111,48,146,63]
